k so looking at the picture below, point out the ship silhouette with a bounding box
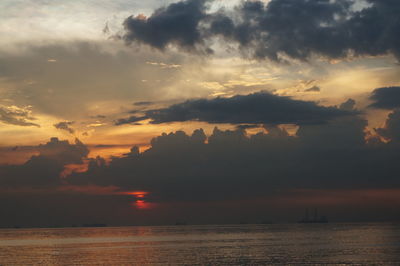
[298,208,328,223]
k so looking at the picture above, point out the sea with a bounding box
[0,223,399,265]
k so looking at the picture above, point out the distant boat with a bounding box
[298,208,328,223]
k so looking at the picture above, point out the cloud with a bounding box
[0,137,89,188]
[115,115,147,125]
[146,61,181,69]
[369,87,400,109]
[54,121,75,134]
[121,0,400,61]
[90,114,106,118]
[375,109,400,143]
[117,92,356,125]
[236,124,261,130]
[0,105,39,127]
[133,101,154,106]
[67,107,400,203]
[122,0,209,51]
[3,106,400,224]
[0,41,186,119]
[339,98,356,111]
[305,86,321,93]
[36,137,89,165]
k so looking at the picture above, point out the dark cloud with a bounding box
[375,109,400,143]
[115,115,147,125]
[119,92,356,125]
[133,101,154,106]
[54,121,75,134]
[339,98,356,111]
[122,0,209,51]
[3,106,400,224]
[263,124,289,138]
[305,86,321,92]
[0,105,39,127]
[36,137,88,165]
[90,115,107,119]
[0,138,88,188]
[67,107,400,203]
[236,124,262,130]
[122,0,400,61]
[369,87,400,109]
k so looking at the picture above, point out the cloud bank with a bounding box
[69,102,400,203]
[0,138,88,188]
[369,87,400,109]
[2,99,400,224]
[116,92,356,125]
[122,0,400,61]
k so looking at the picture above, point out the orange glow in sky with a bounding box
[118,191,153,209]
[120,191,149,196]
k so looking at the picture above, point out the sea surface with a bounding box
[0,223,399,265]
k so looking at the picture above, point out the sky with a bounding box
[1,0,400,227]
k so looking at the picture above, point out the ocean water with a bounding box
[0,223,399,265]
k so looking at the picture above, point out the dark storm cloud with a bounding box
[67,105,400,202]
[375,109,400,142]
[369,87,400,109]
[117,92,355,125]
[122,0,400,61]
[0,106,39,127]
[0,138,88,188]
[36,137,88,165]
[54,121,75,134]
[122,0,209,51]
[3,100,400,219]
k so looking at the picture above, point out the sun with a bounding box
[119,191,152,209]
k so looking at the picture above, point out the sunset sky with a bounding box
[1,0,400,227]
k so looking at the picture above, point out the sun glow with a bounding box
[122,191,149,196]
[120,191,153,209]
